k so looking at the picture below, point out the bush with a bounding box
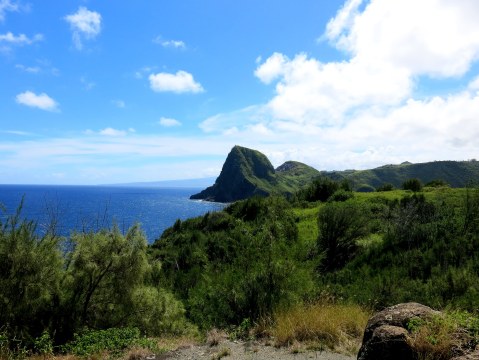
[328,190,354,202]
[157,196,313,328]
[62,327,158,357]
[425,179,449,187]
[0,201,63,347]
[403,178,423,192]
[356,184,375,193]
[297,177,339,202]
[376,183,394,192]
[317,202,369,272]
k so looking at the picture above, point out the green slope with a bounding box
[321,160,479,190]
[190,146,320,202]
[191,146,479,201]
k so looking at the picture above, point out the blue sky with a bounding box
[1,0,479,185]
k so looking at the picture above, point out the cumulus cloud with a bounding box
[149,70,204,94]
[153,35,186,49]
[0,0,18,22]
[15,64,40,73]
[84,128,135,137]
[15,91,59,111]
[64,7,101,50]
[112,100,126,108]
[159,117,182,127]
[201,0,479,170]
[326,0,479,78]
[254,52,288,84]
[0,32,43,44]
[250,0,479,128]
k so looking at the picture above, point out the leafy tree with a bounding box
[425,179,449,187]
[60,224,188,339]
[317,201,368,272]
[403,178,423,192]
[297,177,339,202]
[155,196,313,328]
[0,201,63,344]
[376,183,394,192]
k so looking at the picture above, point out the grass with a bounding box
[271,302,370,354]
[407,311,479,360]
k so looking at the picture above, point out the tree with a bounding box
[403,178,423,192]
[317,202,368,272]
[62,224,187,337]
[0,201,63,343]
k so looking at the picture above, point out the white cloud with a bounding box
[99,128,127,137]
[112,100,126,108]
[326,0,479,78]
[85,128,135,137]
[254,52,288,84]
[198,0,479,172]
[0,32,43,45]
[64,7,101,50]
[255,53,410,126]
[15,64,40,73]
[15,91,59,111]
[149,70,204,94]
[159,117,182,127]
[250,0,479,128]
[0,0,18,22]
[324,0,363,43]
[80,76,95,90]
[153,36,186,49]
[469,76,479,91]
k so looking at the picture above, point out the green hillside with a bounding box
[322,160,479,190]
[191,146,479,201]
[190,146,320,202]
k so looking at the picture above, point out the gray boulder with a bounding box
[357,302,439,360]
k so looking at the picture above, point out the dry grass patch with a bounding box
[407,313,479,360]
[271,302,370,354]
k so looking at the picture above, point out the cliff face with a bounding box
[190,146,276,202]
[190,146,320,202]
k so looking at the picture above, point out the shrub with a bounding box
[317,202,369,271]
[408,312,479,360]
[376,183,394,192]
[356,184,375,193]
[297,177,339,202]
[328,190,354,202]
[0,201,63,347]
[425,179,449,187]
[403,178,423,192]
[62,327,158,357]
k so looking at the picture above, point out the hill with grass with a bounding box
[321,160,479,191]
[190,145,320,202]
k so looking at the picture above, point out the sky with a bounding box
[1,0,479,185]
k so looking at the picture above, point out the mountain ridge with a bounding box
[191,146,479,202]
[190,146,320,202]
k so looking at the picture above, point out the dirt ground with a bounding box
[152,338,356,360]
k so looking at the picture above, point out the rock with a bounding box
[451,350,479,360]
[357,302,439,360]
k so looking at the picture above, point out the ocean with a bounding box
[0,185,225,243]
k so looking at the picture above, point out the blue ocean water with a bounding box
[0,185,225,243]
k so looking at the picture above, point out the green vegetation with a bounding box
[407,311,479,360]
[191,145,320,202]
[4,164,479,358]
[152,196,313,329]
[272,303,369,353]
[0,202,193,358]
[192,146,479,202]
[321,159,479,190]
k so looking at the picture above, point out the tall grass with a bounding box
[271,303,370,354]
